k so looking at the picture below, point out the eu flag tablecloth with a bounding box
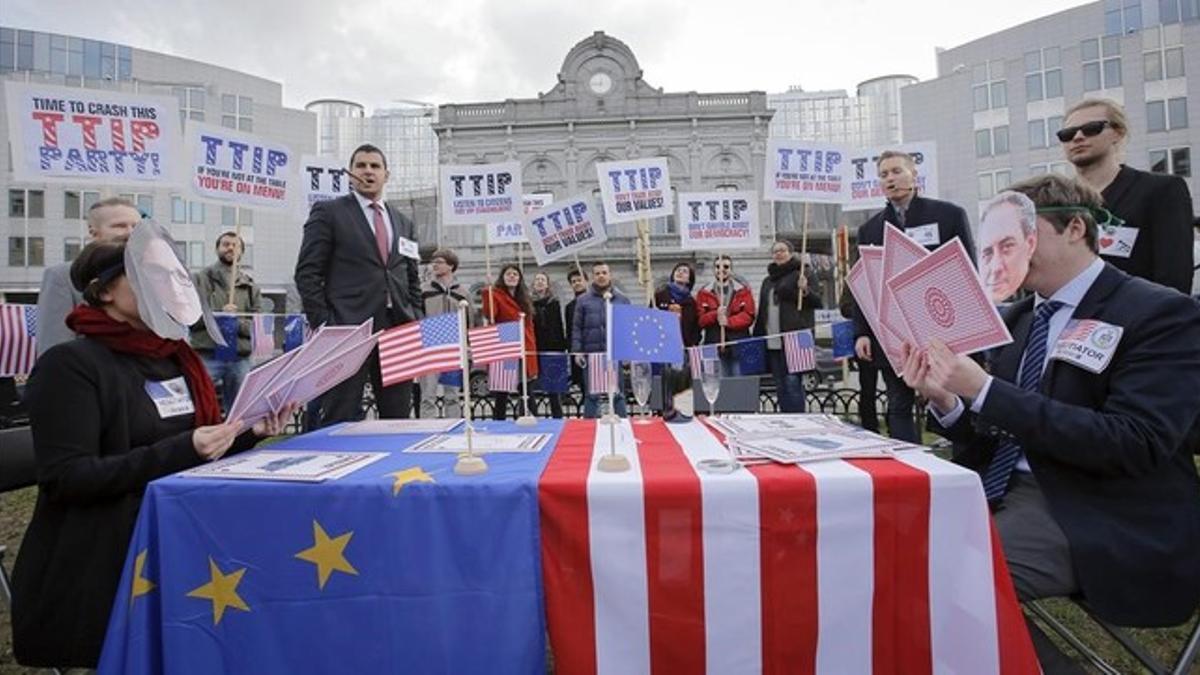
[98,419,564,674]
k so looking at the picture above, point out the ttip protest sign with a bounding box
[524,195,607,265]
[487,193,554,245]
[4,81,183,186]
[677,191,760,250]
[439,161,524,225]
[187,122,294,210]
[595,157,673,223]
[764,140,846,203]
[298,155,353,214]
[843,141,939,211]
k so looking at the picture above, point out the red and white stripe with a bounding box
[487,359,519,393]
[586,353,617,395]
[539,419,1038,674]
[377,318,462,387]
[0,304,37,377]
[468,322,522,365]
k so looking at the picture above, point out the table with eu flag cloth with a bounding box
[99,418,1039,674]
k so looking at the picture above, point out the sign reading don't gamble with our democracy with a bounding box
[764,139,847,203]
[595,157,673,224]
[677,190,760,250]
[187,122,294,210]
[439,161,523,225]
[4,81,183,186]
[524,195,607,265]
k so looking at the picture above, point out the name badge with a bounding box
[905,222,941,247]
[1050,319,1123,374]
[1098,224,1138,259]
[144,376,195,418]
[397,236,420,260]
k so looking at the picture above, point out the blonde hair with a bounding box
[1064,98,1129,136]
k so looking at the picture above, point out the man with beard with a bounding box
[1059,98,1193,293]
[191,231,263,411]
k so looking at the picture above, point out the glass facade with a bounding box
[306,100,439,196]
[0,27,131,80]
[767,76,915,147]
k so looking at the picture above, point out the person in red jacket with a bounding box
[481,264,538,420]
[696,254,756,375]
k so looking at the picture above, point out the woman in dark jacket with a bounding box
[653,261,701,347]
[11,241,293,669]
[753,239,823,412]
[530,271,565,418]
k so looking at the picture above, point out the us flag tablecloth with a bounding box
[539,419,1038,675]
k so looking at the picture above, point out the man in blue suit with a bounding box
[903,173,1200,672]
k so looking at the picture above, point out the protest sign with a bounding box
[595,157,673,224]
[487,193,554,245]
[843,142,939,211]
[763,139,848,203]
[186,122,294,210]
[677,190,760,250]
[524,195,607,265]
[4,81,183,186]
[299,154,353,214]
[439,161,523,225]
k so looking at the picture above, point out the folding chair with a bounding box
[1026,598,1200,675]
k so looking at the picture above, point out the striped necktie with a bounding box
[980,300,1064,501]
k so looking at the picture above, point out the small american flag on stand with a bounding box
[468,320,523,365]
[250,314,275,360]
[487,359,519,393]
[379,313,463,387]
[783,329,817,373]
[586,352,617,395]
[0,304,37,377]
[687,344,718,378]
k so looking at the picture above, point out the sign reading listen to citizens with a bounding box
[677,190,760,250]
[4,81,183,186]
[523,194,607,265]
[298,154,353,213]
[764,139,846,203]
[843,141,939,211]
[595,157,673,223]
[487,193,554,245]
[439,161,523,225]
[186,121,294,210]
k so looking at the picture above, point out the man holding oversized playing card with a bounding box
[852,150,974,442]
[903,173,1200,672]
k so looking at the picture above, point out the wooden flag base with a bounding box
[454,453,488,476]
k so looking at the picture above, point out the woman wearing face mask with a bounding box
[10,241,295,670]
[753,239,823,413]
[530,272,565,419]
[481,264,538,420]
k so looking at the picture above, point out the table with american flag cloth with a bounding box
[99,418,1038,674]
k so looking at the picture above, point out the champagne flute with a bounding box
[631,361,652,424]
[700,358,722,419]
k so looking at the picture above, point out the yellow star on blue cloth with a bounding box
[632,314,668,356]
[389,466,435,496]
[295,520,358,590]
[130,549,155,603]
[187,557,250,625]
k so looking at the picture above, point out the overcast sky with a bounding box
[10,0,1087,111]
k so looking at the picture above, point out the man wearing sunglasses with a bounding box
[1060,98,1194,294]
[852,150,975,443]
[696,254,756,376]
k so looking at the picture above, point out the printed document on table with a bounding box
[404,432,553,454]
[181,451,389,482]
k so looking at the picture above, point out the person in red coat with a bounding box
[696,254,756,375]
[481,264,538,419]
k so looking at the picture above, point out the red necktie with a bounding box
[370,202,389,263]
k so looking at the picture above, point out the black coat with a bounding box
[851,195,975,362]
[1101,165,1194,294]
[653,286,701,347]
[12,339,258,667]
[752,258,823,339]
[931,264,1200,626]
[532,296,567,352]
[294,192,423,330]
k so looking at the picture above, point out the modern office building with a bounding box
[902,0,1199,219]
[0,26,316,302]
[767,75,917,148]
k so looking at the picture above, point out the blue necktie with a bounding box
[981,300,1064,501]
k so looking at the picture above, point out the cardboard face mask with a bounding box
[124,220,224,344]
[977,191,1039,303]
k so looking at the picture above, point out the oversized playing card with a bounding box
[847,255,883,351]
[886,238,1013,355]
[877,223,930,369]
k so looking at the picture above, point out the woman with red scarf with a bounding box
[481,264,538,420]
[10,241,294,670]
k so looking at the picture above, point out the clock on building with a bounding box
[588,71,613,95]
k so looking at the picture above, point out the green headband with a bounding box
[1035,205,1124,228]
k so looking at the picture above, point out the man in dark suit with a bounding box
[1061,97,1195,294]
[904,173,1200,672]
[852,149,975,442]
[294,144,423,426]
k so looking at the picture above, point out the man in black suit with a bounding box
[294,144,423,425]
[852,149,975,442]
[1061,97,1194,294]
[904,173,1200,672]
